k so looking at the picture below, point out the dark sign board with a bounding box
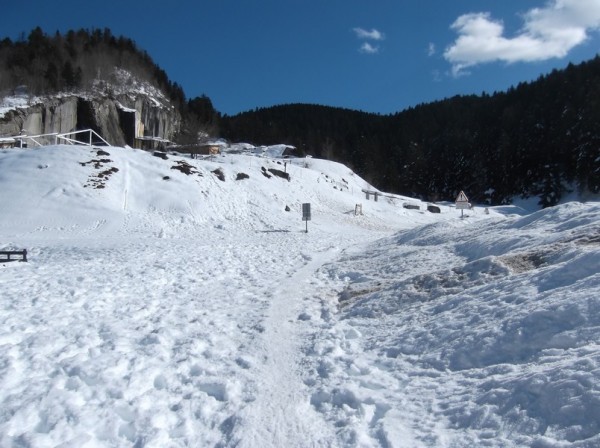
[302,203,311,221]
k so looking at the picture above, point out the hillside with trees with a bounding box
[221,58,600,206]
[0,27,219,143]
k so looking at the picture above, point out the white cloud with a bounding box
[353,27,385,54]
[359,42,380,54]
[353,27,385,41]
[444,0,600,76]
[428,42,436,56]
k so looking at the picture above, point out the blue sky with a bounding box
[3,0,600,115]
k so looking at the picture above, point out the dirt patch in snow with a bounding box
[171,160,201,176]
[80,158,119,189]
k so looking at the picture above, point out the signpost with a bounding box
[302,203,311,233]
[455,190,470,218]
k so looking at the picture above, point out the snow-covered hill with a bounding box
[0,144,446,239]
[0,144,598,447]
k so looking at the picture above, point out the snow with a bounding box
[0,94,32,119]
[115,102,137,113]
[0,144,599,447]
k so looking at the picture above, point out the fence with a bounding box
[12,129,110,148]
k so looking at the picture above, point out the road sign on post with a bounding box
[455,190,470,217]
[302,203,311,233]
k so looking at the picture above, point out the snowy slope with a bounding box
[0,144,598,447]
[317,202,600,447]
[0,145,438,239]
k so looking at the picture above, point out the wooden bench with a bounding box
[0,250,27,262]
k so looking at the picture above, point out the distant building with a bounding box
[198,143,222,155]
[169,141,226,158]
[134,136,171,150]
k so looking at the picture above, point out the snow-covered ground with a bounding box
[0,144,598,447]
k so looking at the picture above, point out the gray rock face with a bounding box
[0,93,181,147]
[0,97,77,138]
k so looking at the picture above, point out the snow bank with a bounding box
[316,201,600,446]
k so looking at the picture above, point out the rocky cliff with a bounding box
[0,91,181,148]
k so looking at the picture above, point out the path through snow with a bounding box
[234,240,341,447]
[1,226,384,447]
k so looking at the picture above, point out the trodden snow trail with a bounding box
[233,238,342,448]
[0,223,394,447]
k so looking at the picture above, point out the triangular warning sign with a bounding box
[455,190,469,203]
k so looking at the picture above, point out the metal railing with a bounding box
[57,129,111,146]
[12,129,110,148]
